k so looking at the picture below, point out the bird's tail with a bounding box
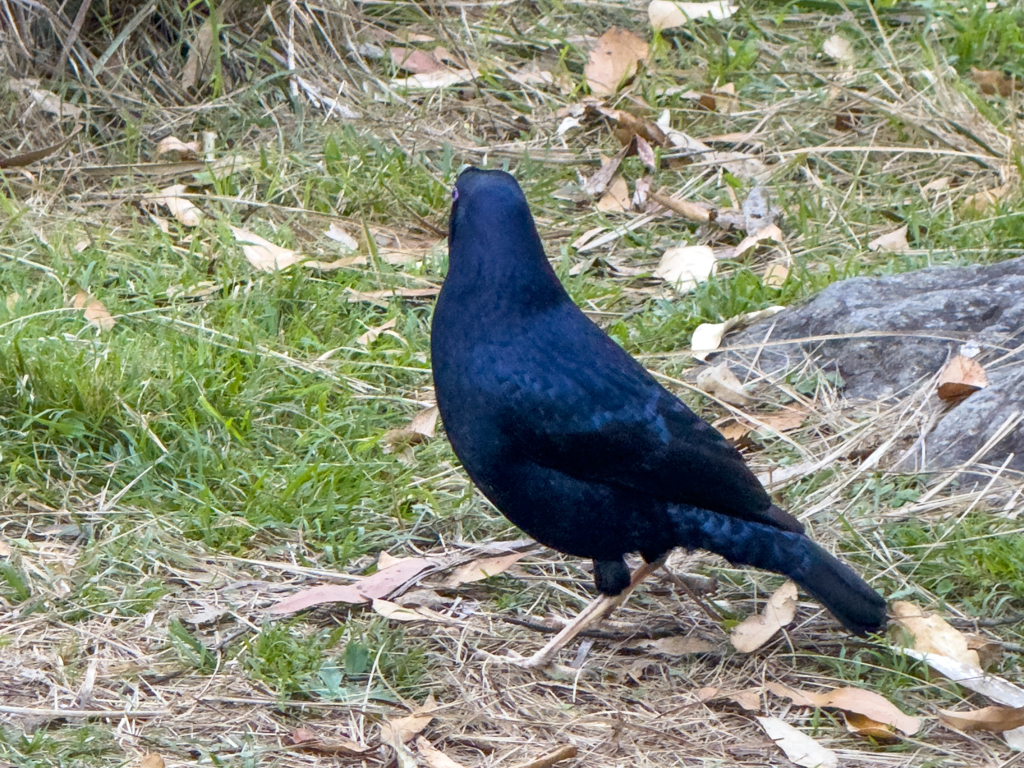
[667,505,886,635]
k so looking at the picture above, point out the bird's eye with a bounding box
[451,187,459,201]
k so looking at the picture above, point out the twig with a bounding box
[0,705,169,718]
[511,745,578,768]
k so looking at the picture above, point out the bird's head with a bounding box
[448,167,532,247]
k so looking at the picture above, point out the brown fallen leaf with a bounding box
[356,557,434,600]
[649,190,714,223]
[971,67,1018,98]
[390,47,446,74]
[868,225,909,253]
[596,175,631,212]
[690,306,785,361]
[585,27,648,97]
[966,633,1003,670]
[718,420,751,443]
[268,583,370,614]
[139,755,165,768]
[155,136,201,158]
[731,223,784,260]
[372,598,430,622]
[285,727,372,756]
[325,222,359,250]
[696,361,751,406]
[844,712,899,742]
[730,580,797,652]
[72,291,116,331]
[893,601,981,669]
[229,226,301,271]
[381,713,434,747]
[766,682,920,735]
[357,317,398,345]
[382,405,440,456]
[938,705,1024,733]
[757,409,807,434]
[509,745,578,768]
[654,245,717,291]
[755,716,837,768]
[582,144,631,197]
[762,262,789,287]
[416,736,467,768]
[346,287,439,305]
[649,0,737,29]
[962,182,1015,215]
[444,552,527,587]
[151,184,203,226]
[936,354,988,401]
[823,34,856,67]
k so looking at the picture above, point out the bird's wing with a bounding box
[486,318,799,532]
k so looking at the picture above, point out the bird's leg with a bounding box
[515,557,665,669]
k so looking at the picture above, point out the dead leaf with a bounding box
[633,176,652,209]
[268,584,370,614]
[381,713,434,746]
[155,136,201,158]
[285,728,372,756]
[718,420,750,443]
[962,183,1015,215]
[582,144,631,196]
[756,716,838,768]
[729,689,762,712]
[938,705,1024,733]
[166,281,220,301]
[844,712,899,741]
[937,354,988,401]
[823,35,856,67]
[696,361,752,406]
[923,177,952,195]
[585,27,648,97]
[731,223,784,260]
[444,552,527,587]
[767,682,920,735]
[893,601,981,668]
[357,318,398,345]
[757,409,806,434]
[416,737,467,768]
[151,185,203,226]
[390,47,445,74]
[372,598,428,621]
[357,557,434,599]
[509,745,577,768]
[690,305,785,361]
[654,245,717,291]
[392,70,472,89]
[649,0,737,29]
[139,755,164,768]
[967,633,1003,670]
[730,580,797,652]
[228,226,302,271]
[868,225,909,253]
[27,88,84,119]
[72,291,116,331]
[630,636,718,656]
[596,176,631,212]
[382,405,440,455]
[346,287,439,305]
[762,262,789,287]
[325,222,359,250]
[649,190,713,223]
[971,67,1018,98]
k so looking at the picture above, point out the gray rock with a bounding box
[716,256,1024,474]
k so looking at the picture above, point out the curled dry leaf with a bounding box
[390,47,446,74]
[938,705,1024,734]
[381,713,434,746]
[730,580,797,652]
[962,183,1015,215]
[731,223,784,260]
[649,190,713,223]
[357,317,398,345]
[139,755,165,768]
[285,727,372,756]
[648,0,737,29]
[755,716,838,768]
[654,245,717,291]
[696,361,751,406]
[868,225,909,253]
[270,557,434,614]
[372,598,429,622]
[356,556,434,599]
[971,67,1018,98]
[690,305,785,361]
[892,601,981,668]
[937,354,988,401]
[844,712,899,741]
[152,185,203,226]
[416,736,467,768]
[823,35,856,67]
[325,222,359,250]
[155,136,200,158]
[444,552,527,587]
[72,291,116,331]
[585,27,648,97]
[583,144,630,196]
[229,225,302,271]
[767,682,920,735]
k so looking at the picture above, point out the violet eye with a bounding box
[451,187,459,201]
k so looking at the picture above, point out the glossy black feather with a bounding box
[431,168,886,635]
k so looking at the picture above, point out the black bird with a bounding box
[431,168,886,656]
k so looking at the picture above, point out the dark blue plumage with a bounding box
[431,167,886,635]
